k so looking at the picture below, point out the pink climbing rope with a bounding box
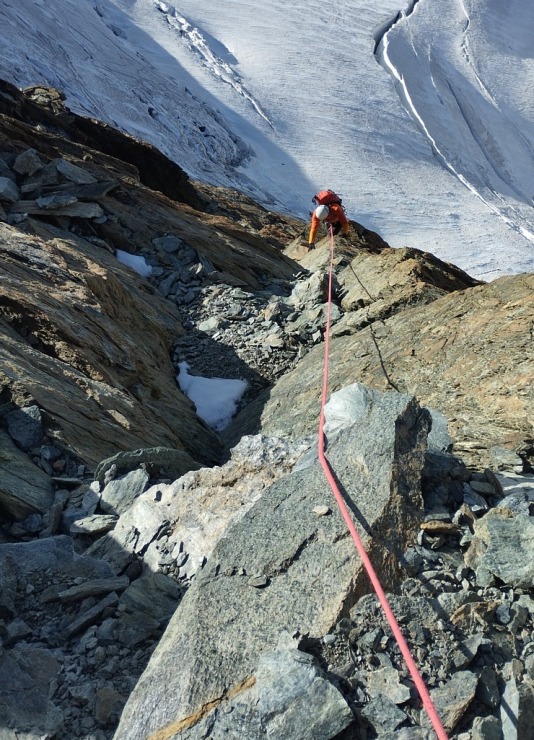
[317,225,448,740]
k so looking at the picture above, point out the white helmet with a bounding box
[315,205,329,221]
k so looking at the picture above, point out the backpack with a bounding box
[312,189,342,207]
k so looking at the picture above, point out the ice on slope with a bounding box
[0,0,532,279]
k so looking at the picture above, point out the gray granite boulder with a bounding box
[114,388,430,739]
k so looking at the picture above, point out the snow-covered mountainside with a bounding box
[1,0,532,278]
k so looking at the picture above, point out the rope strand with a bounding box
[317,225,448,740]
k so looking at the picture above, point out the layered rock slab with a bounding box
[115,389,430,739]
[0,222,219,469]
[0,428,53,518]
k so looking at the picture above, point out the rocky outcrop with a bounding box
[1,397,532,739]
[114,387,430,739]
[226,242,533,470]
[0,82,305,479]
[112,384,534,740]
[0,220,220,470]
[0,79,202,209]
[0,429,53,518]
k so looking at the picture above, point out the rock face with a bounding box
[226,245,534,470]
[1,80,533,740]
[0,222,218,470]
[114,388,430,739]
[0,80,202,210]
[0,80,302,476]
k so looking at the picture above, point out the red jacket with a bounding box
[309,203,349,243]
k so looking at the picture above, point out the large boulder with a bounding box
[115,387,430,739]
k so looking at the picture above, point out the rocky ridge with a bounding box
[0,82,533,740]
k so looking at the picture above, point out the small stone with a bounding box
[36,194,78,209]
[13,148,43,176]
[361,693,407,733]
[70,514,118,534]
[95,687,125,725]
[420,520,460,535]
[80,716,96,731]
[0,177,20,203]
[248,574,269,588]
[472,715,502,740]
[469,480,496,496]
[484,468,504,497]
[55,158,97,184]
[323,633,337,645]
[312,505,331,517]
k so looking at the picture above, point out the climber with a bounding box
[308,203,349,249]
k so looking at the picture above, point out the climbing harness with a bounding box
[317,224,449,740]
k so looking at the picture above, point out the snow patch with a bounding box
[177,361,247,432]
[116,250,153,277]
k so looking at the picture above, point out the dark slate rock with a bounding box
[100,467,150,517]
[56,575,129,603]
[55,157,97,184]
[0,429,53,519]
[13,148,43,176]
[36,194,78,209]
[0,176,20,203]
[3,617,33,645]
[152,235,185,253]
[0,535,115,582]
[115,612,161,648]
[0,645,62,736]
[0,555,17,619]
[64,591,119,638]
[472,715,503,740]
[118,570,182,623]
[476,666,501,709]
[94,447,200,489]
[361,693,407,733]
[422,450,465,511]
[0,535,76,573]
